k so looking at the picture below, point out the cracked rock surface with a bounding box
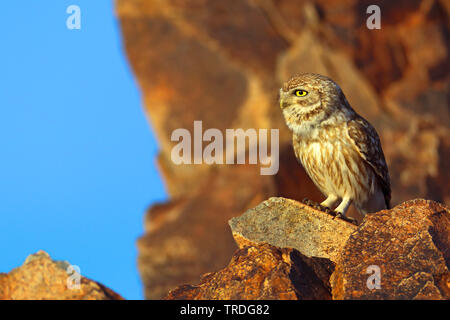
[331,199,450,300]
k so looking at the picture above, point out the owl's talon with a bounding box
[321,207,337,216]
[301,198,320,209]
[302,198,337,216]
[334,213,358,225]
[327,209,339,217]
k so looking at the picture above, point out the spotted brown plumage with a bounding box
[346,117,391,209]
[279,73,391,217]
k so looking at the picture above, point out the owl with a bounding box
[279,73,390,220]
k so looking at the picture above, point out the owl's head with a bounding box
[279,73,349,133]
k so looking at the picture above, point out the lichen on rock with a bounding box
[229,197,357,263]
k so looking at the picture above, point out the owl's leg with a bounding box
[334,197,358,225]
[320,194,339,209]
[334,197,352,216]
[301,198,335,216]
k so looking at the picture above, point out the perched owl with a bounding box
[279,73,390,219]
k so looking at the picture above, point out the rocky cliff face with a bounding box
[115,0,449,299]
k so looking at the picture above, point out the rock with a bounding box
[229,197,357,263]
[0,251,123,300]
[165,243,334,300]
[331,199,450,299]
[116,0,449,299]
[166,198,449,300]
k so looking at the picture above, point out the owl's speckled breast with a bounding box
[293,131,374,203]
[280,73,390,215]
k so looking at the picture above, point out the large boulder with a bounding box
[166,243,334,300]
[331,199,450,299]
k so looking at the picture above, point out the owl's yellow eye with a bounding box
[294,89,308,97]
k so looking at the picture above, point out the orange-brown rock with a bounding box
[116,0,449,299]
[0,251,123,300]
[165,244,334,300]
[166,198,449,300]
[331,199,450,299]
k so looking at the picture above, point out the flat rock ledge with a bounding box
[229,197,357,263]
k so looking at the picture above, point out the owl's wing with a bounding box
[346,117,391,208]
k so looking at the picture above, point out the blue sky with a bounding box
[0,1,167,299]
